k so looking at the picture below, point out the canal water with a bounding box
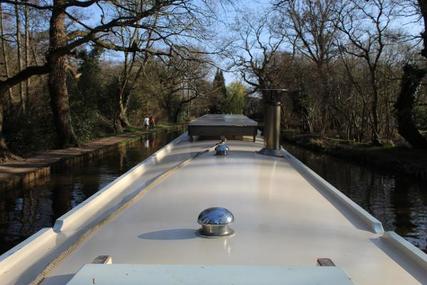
[283,142,427,253]
[0,130,181,254]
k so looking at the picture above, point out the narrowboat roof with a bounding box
[0,133,426,284]
[188,114,258,127]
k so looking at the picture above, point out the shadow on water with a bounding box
[0,130,182,254]
[283,142,427,253]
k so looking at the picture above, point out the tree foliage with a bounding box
[233,0,427,146]
[221,82,246,114]
[0,0,223,158]
[0,0,427,159]
[209,69,227,113]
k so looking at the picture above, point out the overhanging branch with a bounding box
[0,65,49,95]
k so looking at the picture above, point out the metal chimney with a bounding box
[258,89,287,157]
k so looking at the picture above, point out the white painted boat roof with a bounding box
[189,114,258,126]
[1,134,427,284]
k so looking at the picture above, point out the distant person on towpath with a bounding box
[149,116,156,129]
[143,116,150,130]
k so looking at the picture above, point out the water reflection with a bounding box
[283,143,427,253]
[0,130,181,254]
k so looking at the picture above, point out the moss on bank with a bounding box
[282,131,427,180]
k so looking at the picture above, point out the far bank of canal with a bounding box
[283,142,427,253]
[0,129,182,254]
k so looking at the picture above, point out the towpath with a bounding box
[0,126,181,191]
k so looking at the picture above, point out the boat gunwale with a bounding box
[283,147,427,282]
[0,133,191,284]
[52,133,189,233]
[282,148,384,234]
[382,231,427,271]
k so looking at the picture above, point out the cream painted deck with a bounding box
[33,138,426,285]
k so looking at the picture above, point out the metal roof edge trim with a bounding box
[282,147,384,234]
[0,132,189,284]
[382,231,427,271]
[0,228,56,268]
[0,228,57,282]
[53,132,189,233]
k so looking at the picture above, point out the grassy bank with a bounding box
[282,131,427,180]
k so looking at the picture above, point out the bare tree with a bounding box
[336,48,370,141]
[102,0,219,130]
[0,0,218,156]
[416,0,427,58]
[110,18,158,132]
[394,0,427,148]
[143,51,210,122]
[0,3,12,102]
[274,0,341,134]
[231,12,286,95]
[24,1,29,104]
[337,0,399,144]
[14,0,24,112]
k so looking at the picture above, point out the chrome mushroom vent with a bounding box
[215,138,229,156]
[198,207,234,237]
[215,143,229,156]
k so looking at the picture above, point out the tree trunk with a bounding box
[114,100,130,132]
[0,100,19,161]
[114,83,131,132]
[317,62,329,136]
[173,107,181,123]
[0,102,8,158]
[395,64,427,149]
[418,0,427,59]
[0,4,14,161]
[48,1,78,147]
[14,0,25,112]
[368,65,381,145]
[0,4,13,103]
[371,84,381,145]
[24,2,30,101]
[165,101,181,123]
[359,100,367,142]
